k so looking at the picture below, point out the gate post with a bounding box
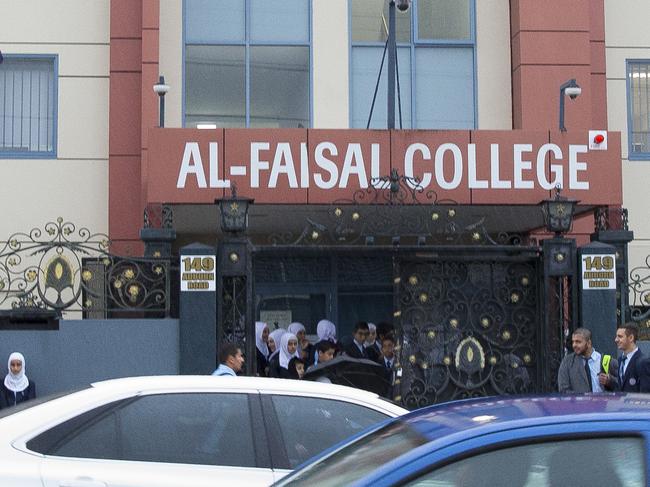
[578,241,618,356]
[216,237,254,375]
[178,243,217,374]
[542,237,578,391]
[591,207,634,325]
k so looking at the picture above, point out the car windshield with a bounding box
[275,419,428,486]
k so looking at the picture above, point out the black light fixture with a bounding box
[153,75,170,128]
[559,78,581,132]
[541,186,578,236]
[215,185,254,234]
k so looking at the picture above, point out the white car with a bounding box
[0,376,406,487]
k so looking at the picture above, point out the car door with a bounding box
[368,420,650,487]
[261,393,393,482]
[37,391,274,487]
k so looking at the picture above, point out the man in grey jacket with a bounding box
[558,327,618,393]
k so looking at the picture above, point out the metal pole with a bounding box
[560,87,566,132]
[158,75,165,128]
[387,0,396,130]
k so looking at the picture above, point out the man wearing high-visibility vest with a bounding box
[558,327,619,393]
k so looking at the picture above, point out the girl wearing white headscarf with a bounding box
[288,322,314,362]
[255,321,270,377]
[1,352,36,407]
[313,319,338,365]
[268,332,300,379]
[267,328,286,362]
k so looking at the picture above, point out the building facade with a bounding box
[1,0,649,403]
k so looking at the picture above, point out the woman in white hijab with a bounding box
[255,321,270,377]
[268,332,300,379]
[267,328,286,362]
[1,352,35,407]
[288,322,314,362]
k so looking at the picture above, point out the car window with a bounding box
[404,437,645,487]
[270,395,389,468]
[33,393,256,467]
[274,419,427,486]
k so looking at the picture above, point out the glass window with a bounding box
[350,0,475,129]
[405,437,645,486]
[36,393,256,467]
[274,420,428,486]
[351,0,411,43]
[270,395,389,468]
[414,47,474,128]
[0,56,56,157]
[184,0,310,128]
[628,61,650,158]
[250,46,309,128]
[185,46,246,128]
[417,0,471,40]
[351,46,412,129]
[185,0,245,43]
[250,0,309,43]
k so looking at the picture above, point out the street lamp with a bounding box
[541,186,578,236]
[153,75,170,128]
[559,78,581,132]
[215,185,254,235]
[387,0,410,129]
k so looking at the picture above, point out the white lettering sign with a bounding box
[581,254,616,290]
[180,255,216,292]
[175,141,593,191]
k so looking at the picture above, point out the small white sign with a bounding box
[180,255,216,292]
[260,310,292,329]
[581,254,616,290]
[589,130,607,150]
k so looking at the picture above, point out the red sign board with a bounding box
[146,128,621,206]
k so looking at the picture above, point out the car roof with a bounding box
[398,393,650,441]
[90,375,407,412]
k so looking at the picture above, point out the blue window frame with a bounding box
[0,54,57,158]
[350,0,476,129]
[184,0,311,128]
[627,60,650,160]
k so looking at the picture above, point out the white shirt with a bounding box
[585,350,603,393]
[621,347,638,377]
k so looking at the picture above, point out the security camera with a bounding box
[396,0,411,12]
[565,86,581,100]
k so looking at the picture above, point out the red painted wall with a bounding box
[109,0,159,253]
[510,0,607,131]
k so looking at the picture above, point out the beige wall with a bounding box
[313,0,349,128]
[476,0,512,129]
[160,0,183,129]
[605,0,650,268]
[0,0,109,238]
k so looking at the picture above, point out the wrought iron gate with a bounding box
[395,250,542,409]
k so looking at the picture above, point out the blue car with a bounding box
[274,393,650,486]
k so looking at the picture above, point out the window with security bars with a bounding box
[628,60,650,159]
[0,55,57,157]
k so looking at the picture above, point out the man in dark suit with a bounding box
[615,323,650,392]
[380,334,396,398]
[343,321,370,359]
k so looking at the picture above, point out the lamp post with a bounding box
[153,75,170,128]
[541,186,578,237]
[387,0,410,129]
[559,78,581,132]
[215,185,254,235]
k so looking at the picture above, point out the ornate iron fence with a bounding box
[0,218,173,318]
